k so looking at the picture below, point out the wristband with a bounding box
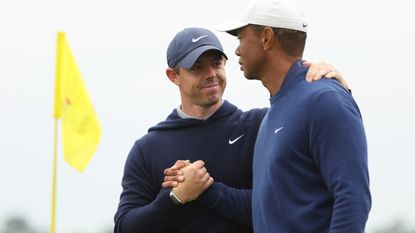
[169,190,183,205]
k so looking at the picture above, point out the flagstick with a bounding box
[50,118,59,233]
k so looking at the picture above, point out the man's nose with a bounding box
[205,65,216,77]
[235,46,240,56]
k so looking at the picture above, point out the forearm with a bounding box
[115,189,179,232]
[198,182,252,226]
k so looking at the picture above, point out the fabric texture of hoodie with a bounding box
[114,100,267,233]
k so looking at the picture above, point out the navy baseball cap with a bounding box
[167,27,228,69]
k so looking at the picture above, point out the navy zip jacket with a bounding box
[114,100,267,233]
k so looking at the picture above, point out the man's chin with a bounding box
[244,73,258,81]
[203,96,222,107]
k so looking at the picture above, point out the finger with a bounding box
[164,175,184,182]
[313,69,333,81]
[323,71,337,79]
[306,69,323,82]
[322,67,339,78]
[162,181,178,188]
[207,177,214,186]
[306,71,315,82]
[195,167,207,179]
[171,160,190,170]
[200,172,211,183]
[164,168,183,176]
[169,164,181,170]
[317,67,338,80]
[177,159,191,166]
[192,160,205,168]
[305,67,318,82]
[163,168,173,175]
[302,60,313,67]
[306,61,331,81]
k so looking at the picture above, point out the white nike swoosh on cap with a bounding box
[229,134,245,144]
[192,35,208,43]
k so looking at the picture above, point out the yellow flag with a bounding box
[54,32,101,172]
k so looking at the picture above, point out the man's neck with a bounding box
[179,100,223,120]
[261,57,299,96]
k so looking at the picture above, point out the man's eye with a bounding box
[215,57,225,65]
[191,65,201,71]
[213,61,222,67]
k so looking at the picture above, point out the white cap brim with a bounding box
[215,20,249,36]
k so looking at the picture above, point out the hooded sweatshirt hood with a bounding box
[148,100,237,132]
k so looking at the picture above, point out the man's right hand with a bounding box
[171,160,214,204]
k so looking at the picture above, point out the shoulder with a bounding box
[287,78,352,108]
[241,107,268,121]
[221,100,267,122]
[302,78,349,97]
[302,80,362,121]
[134,129,164,150]
[127,130,161,158]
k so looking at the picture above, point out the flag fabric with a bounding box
[54,32,101,172]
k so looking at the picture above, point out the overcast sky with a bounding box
[1,0,414,232]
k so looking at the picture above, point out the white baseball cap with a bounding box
[216,0,308,36]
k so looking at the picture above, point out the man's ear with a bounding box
[166,67,180,85]
[262,27,275,50]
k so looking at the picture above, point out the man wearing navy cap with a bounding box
[113,27,348,233]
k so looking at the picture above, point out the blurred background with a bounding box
[1,0,414,232]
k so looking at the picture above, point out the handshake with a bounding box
[162,160,214,205]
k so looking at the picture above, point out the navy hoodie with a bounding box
[114,100,267,233]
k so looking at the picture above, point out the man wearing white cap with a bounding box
[214,0,371,232]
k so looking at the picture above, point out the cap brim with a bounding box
[215,21,249,36]
[178,45,227,69]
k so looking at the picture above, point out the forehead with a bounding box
[237,25,257,37]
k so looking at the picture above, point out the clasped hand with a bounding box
[163,160,214,204]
